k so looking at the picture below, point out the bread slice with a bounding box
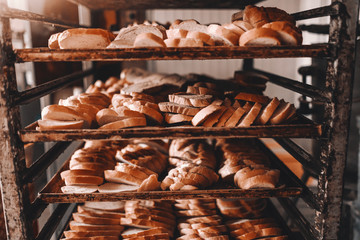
[115,24,166,42]
[176,234,202,240]
[166,29,189,38]
[257,97,280,124]
[224,106,246,127]
[240,28,281,46]
[60,169,103,180]
[187,31,215,46]
[64,230,121,238]
[232,20,254,31]
[265,7,296,25]
[125,104,163,125]
[240,173,279,189]
[48,32,60,49]
[123,233,170,240]
[115,163,157,180]
[262,21,302,46]
[99,117,147,129]
[175,202,216,210]
[41,105,88,123]
[120,218,172,231]
[214,107,235,127]
[64,175,103,186]
[176,209,217,217]
[170,19,208,33]
[98,183,139,193]
[122,227,168,239]
[138,174,161,191]
[164,113,193,124]
[83,201,125,212]
[104,170,143,186]
[60,185,98,193]
[223,23,245,37]
[58,28,114,49]
[207,236,229,240]
[69,221,124,232]
[77,205,125,219]
[134,32,166,48]
[37,119,84,130]
[164,103,197,118]
[192,105,223,126]
[207,24,238,46]
[203,106,227,127]
[60,236,119,240]
[237,102,262,127]
[269,101,294,124]
[72,213,120,225]
[234,92,270,104]
[113,106,145,118]
[96,108,124,126]
[169,94,212,107]
[164,38,204,47]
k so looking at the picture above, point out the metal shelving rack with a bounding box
[0,0,359,239]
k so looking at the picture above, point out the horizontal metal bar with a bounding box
[35,203,71,240]
[22,142,71,184]
[258,139,322,212]
[67,0,264,10]
[252,69,330,102]
[299,24,329,34]
[274,138,322,177]
[291,3,339,21]
[278,198,319,240]
[15,69,94,105]
[14,45,330,63]
[0,4,88,29]
[20,124,322,143]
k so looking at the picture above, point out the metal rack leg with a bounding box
[0,1,33,239]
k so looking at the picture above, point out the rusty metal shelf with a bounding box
[65,0,264,10]
[38,139,303,203]
[21,117,322,142]
[14,45,329,63]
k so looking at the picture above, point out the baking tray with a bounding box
[14,44,329,62]
[38,139,303,203]
[21,115,322,143]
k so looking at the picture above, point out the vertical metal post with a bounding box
[316,1,359,239]
[0,1,33,239]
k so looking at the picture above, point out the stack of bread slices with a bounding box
[103,162,161,192]
[216,139,280,189]
[120,200,175,239]
[226,216,288,239]
[176,199,229,240]
[38,92,110,130]
[233,5,302,46]
[116,141,168,175]
[161,140,219,191]
[159,84,296,127]
[96,92,163,130]
[60,143,117,194]
[216,198,267,219]
[107,22,167,48]
[86,76,131,97]
[63,201,125,240]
